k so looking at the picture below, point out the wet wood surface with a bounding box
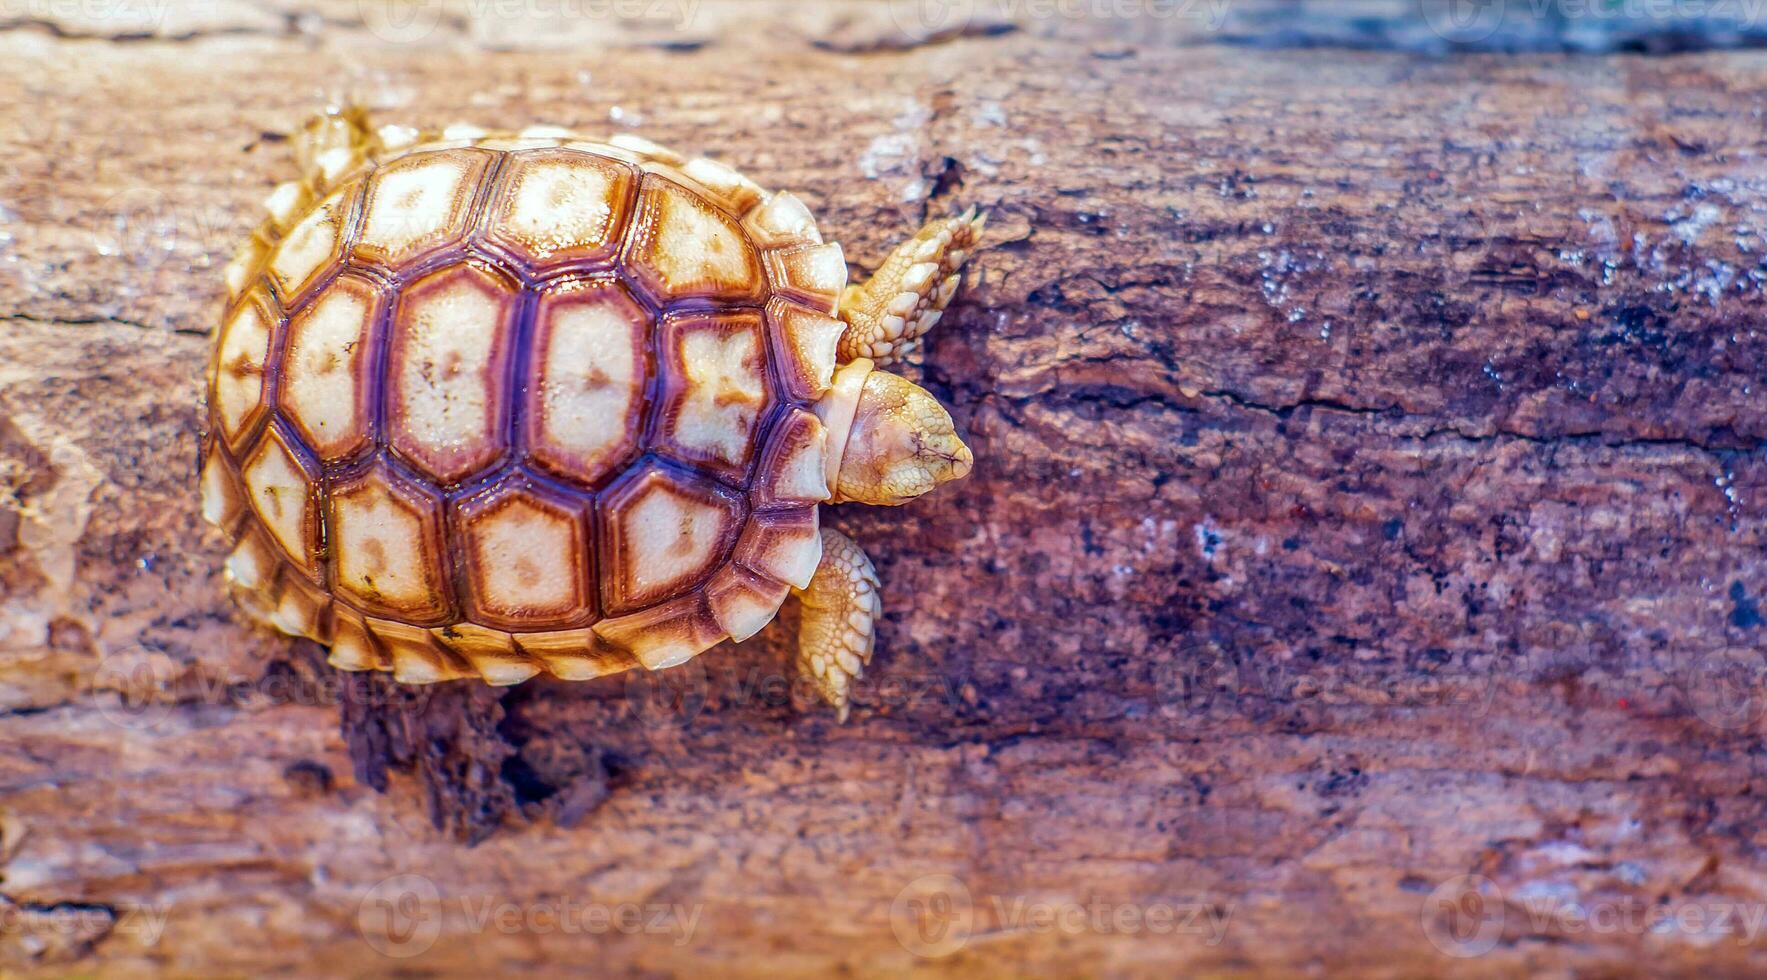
[4,2,1767,976]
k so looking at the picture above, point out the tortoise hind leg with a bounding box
[250,107,389,246]
[224,108,384,296]
[291,105,411,189]
[837,207,986,367]
[793,528,882,722]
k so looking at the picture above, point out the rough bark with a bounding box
[5,2,1767,976]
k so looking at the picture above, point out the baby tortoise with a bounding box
[201,110,982,719]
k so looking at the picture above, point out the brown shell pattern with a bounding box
[202,134,851,685]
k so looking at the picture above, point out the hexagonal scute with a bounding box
[352,148,494,269]
[485,148,636,270]
[454,475,595,630]
[524,280,648,486]
[622,175,765,305]
[267,183,358,302]
[655,310,770,480]
[211,290,278,448]
[600,462,745,614]
[386,263,520,483]
[279,274,382,461]
[240,423,320,577]
[328,462,453,623]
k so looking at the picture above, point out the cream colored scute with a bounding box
[327,613,381,672]
[223,533,275,591]
[331,475,443,614]
[242,433,311,569]
[682,156,762,213]
[390,267,514,480]
[707,568,789,642]
[199,452,241,528]
[593,598,725,671]
[711,587,776,642]
[223,237,268,300]
[214,299,273,440]
[771,242,848,314]
[738,513,822,590]
[772,527,823,589]
[466,494,583,619]
[531,289,644,482]
[270,186,349,297]
[673,326,765,465]
[282,279,375,458]
[634,179,760,298]
[770,302,846,400]
[495,154,621,261]
[608,132,680,162]
[517,629,637,680]
[263,181,305,229]
[270,580,325,640]
[743,191,822,247]
[357,151,481,264]
[619,478,736,604]
[763,411,830,504]
[775,433,829,502]
[434,622,538,686]
[777,444,829,502]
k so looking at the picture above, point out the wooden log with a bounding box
[4,3,1767,975]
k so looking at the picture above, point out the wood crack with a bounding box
[1,312,207,337]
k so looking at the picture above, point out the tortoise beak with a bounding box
[919,425,972,493]
[950,438,974,482]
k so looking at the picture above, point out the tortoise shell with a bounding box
[200,131,853,685]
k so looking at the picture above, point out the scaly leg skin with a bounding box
[838,207,987,367]
[794,528,883,722]
[293,106,392,189]
[224,108,389,300]
[251,107,390,244]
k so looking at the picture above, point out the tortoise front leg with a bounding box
[837,207,986,366]
[793,527,882,722]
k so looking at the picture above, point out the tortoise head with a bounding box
[816,359,972,506]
